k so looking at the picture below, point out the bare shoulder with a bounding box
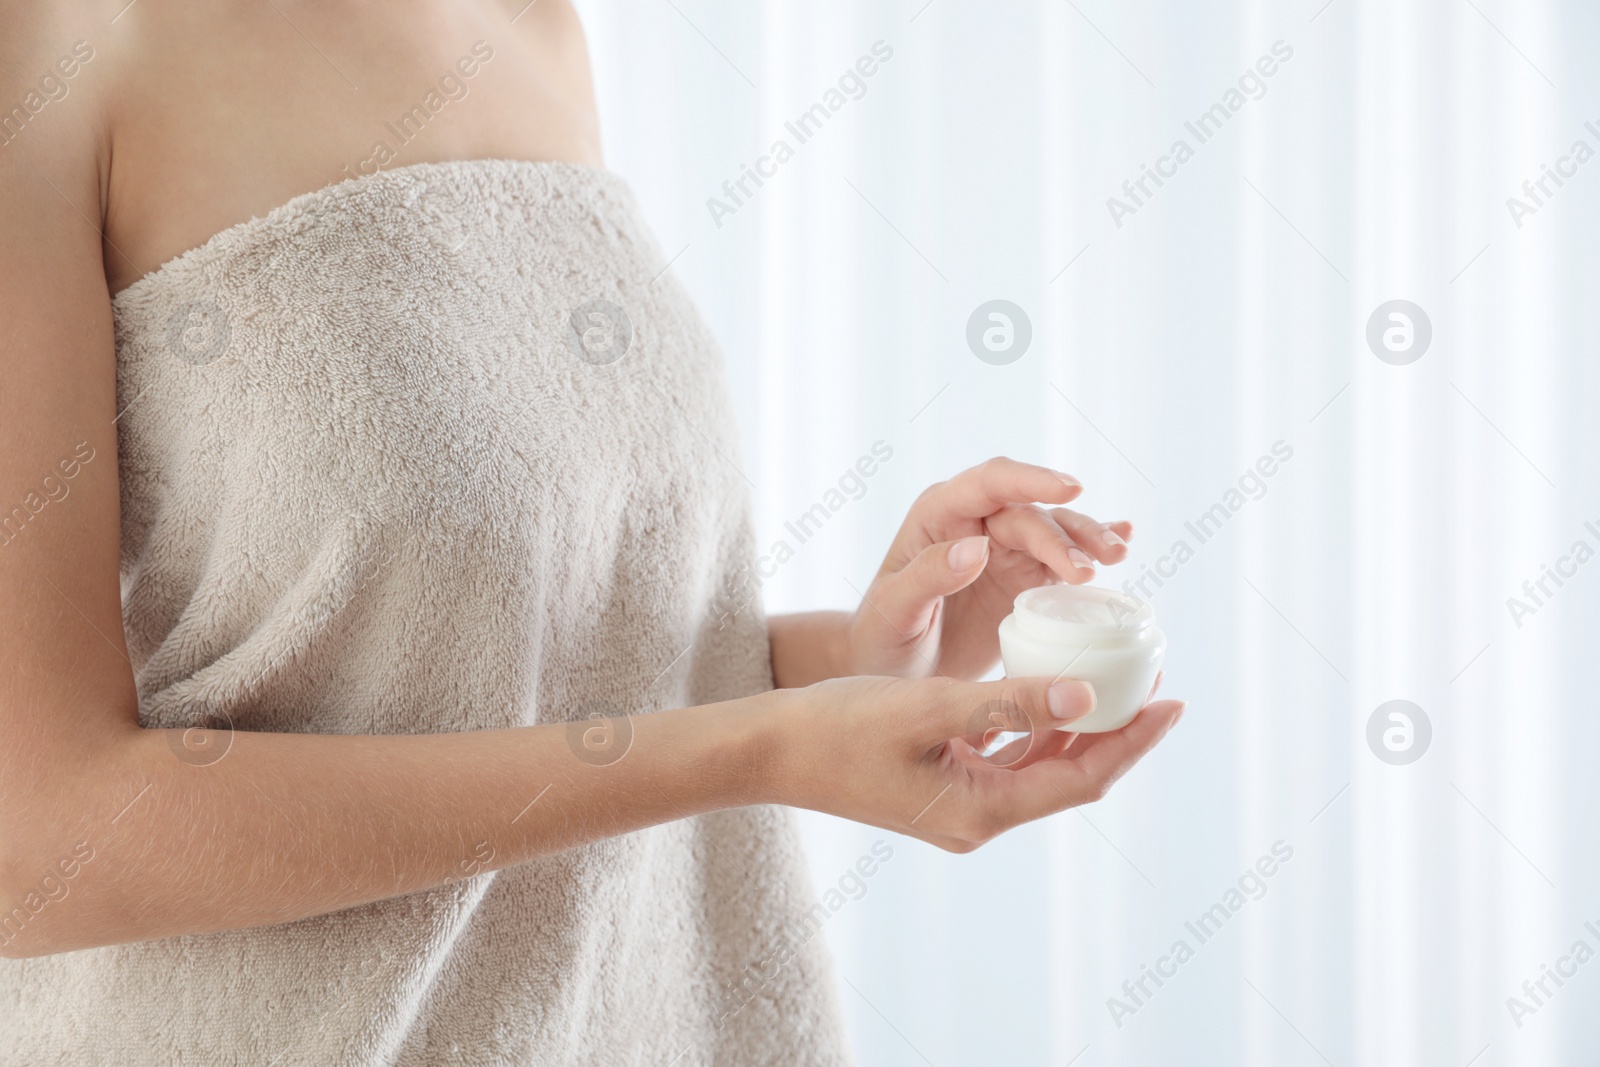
[0,1,109,167]
[497,0,601,133]
[506,0,591,51]
[0,0,111,287]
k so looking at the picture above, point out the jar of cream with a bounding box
[997,584,1166,733]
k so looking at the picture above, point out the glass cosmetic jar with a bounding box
[997,584,1166,733]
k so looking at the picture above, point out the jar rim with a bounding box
[1012,584,1154,639]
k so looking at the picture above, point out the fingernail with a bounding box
[1101,527,1125,547]
[1067,547,1095,571]
[948,536,989,572]
[1048,680,1096,720]
[1169,702,1187,729]
[1056,472,1081,490]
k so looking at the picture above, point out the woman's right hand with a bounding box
[762,675,1184,853]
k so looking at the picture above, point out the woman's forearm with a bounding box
[767,611,853,689]
[1,697,774,959]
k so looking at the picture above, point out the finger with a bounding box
[1032,699,1185,807]
[911,457,1082,523]
[894,771,978,849]
[958,709,1021,753]
[1000,726,1080,769]
[984,504,1097,582]
[867,536,990,637]
[922,675,1097,748]
[963,730,1035,768]
[1048,508,1134,565]
[955,701,1181,828]
[957,716,1078,770]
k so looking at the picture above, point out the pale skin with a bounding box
[0,0,1183,959]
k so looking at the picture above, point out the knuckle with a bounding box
[997,679,1045,722]
[979,455,1013,476]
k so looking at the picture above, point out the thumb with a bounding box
[919,675,1098,748]
[866,536,990,638]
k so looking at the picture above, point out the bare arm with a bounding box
[5,702,769,958]
[768,612,852,688]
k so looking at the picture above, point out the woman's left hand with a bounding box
[842,457,1132,680]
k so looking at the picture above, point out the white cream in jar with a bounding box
[997,584,1166,733]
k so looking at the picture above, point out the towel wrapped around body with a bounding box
[0,159,851,1067]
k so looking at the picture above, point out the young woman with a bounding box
[0,1,1183,1062]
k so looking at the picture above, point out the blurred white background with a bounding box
[576,1,1600,1063]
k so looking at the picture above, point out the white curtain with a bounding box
[577,1,1596,1062]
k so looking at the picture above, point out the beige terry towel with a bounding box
[0,159,851,1067]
